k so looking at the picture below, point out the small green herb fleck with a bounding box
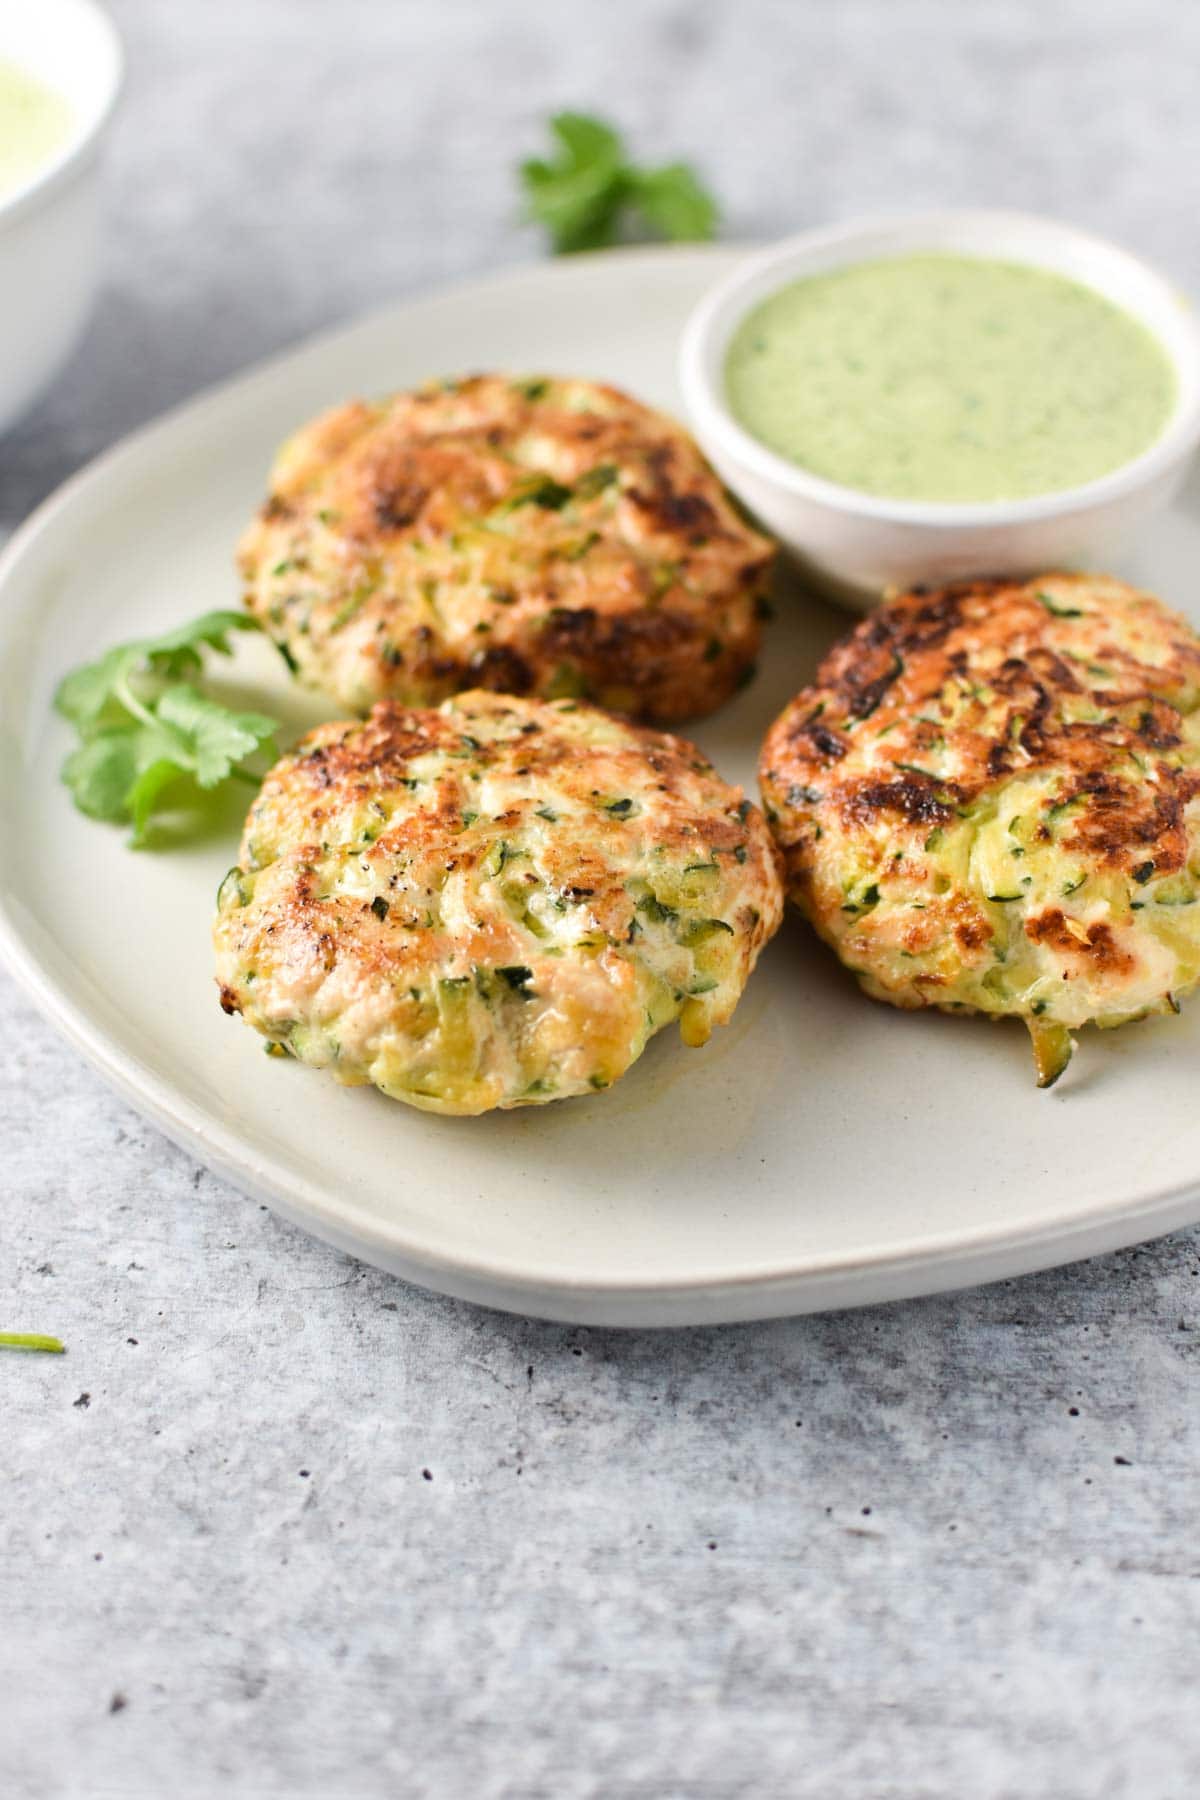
[681,917,735,946]
[506,476,573,512]
[497,965,534,993]
[370,896,390,921]
[1037,590,1084,619]
[218,867,251,913]
[574,463,619,500]
[635,892,677,926]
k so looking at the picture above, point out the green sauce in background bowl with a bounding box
[724,253,1177,505]
[678,213,1200,609]
[0,57,74,203]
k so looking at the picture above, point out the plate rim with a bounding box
[3,243,1199,1325]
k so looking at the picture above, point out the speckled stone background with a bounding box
[4,3,1200,1796]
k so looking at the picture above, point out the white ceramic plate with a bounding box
[3,246,1200,1326]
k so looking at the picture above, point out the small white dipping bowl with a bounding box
[0,0,122,437]
[679,211,1200,610]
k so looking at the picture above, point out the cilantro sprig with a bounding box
[520,112,718,254]
[0,1333,65,1353]
[55,611,280,846]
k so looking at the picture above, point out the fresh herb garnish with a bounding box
[0,1333,65,1353]
[55,611,280,846]
[519,112,718,254]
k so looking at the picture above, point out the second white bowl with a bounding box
[0,0,123,438]
[679,211,1200,609]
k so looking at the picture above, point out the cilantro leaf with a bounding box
[55,610,256,729]
[155,685,278,787]
[61,732,141,821]
[520,112,628,253]
[143,610,261,663]
[519,112,717,254]
[55,610,281,847]
[628,162,719,243]
[547,112,624,168]
[127,757,188,846]
[55,644,144,734]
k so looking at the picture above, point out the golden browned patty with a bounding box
[238,374,774,723]
[214,690,782,1115]
[759,574,1200,1085]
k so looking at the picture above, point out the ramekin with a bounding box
[678,211,1200,609]
[0,0,123,437]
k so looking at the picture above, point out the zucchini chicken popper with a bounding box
[760,574,1200,1086]
[215,691,782,1115]
[239,375,774,722]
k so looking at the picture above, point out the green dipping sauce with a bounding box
[0,58,74,202]
[724,253,1177,503]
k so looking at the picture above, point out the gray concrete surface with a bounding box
[3,2,1199,1795]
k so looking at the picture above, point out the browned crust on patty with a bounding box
[238,374,775,723]
[762,573,1200,895]
[758,574,1200,1047]
[214,690,783,1113]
